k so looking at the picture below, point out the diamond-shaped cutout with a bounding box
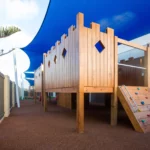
[62,48,67,58]
[95,40,105,53]
[54,55,57,64]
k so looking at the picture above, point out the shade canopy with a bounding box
[23,0,150,85]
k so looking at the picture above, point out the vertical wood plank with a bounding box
[103,33,108,86]
[106,28,114,87]
[96,26,100,87]
[75,28,79,86]
[91,23,97,87]
[58,41,60,88]
[68,26,74,87]
[87,28,93,86]
[82,26,88,87]
[100,32,104,86]
[61,34,66,87]
[54,42,59,88]
[107,29,111,86]
[72,27,76,87]
[65,36,69,87]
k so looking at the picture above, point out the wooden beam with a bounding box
[118,38,147,51]
[111,36,118,126]
[45,87,77,93]
[84,87,113,93]
[144,44,150,87]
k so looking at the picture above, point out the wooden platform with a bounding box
[118,86,150,133]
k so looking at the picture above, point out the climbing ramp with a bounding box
[118,86,150,133]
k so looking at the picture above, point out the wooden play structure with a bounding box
[57,93,72,109]
[34,64,43,103]
[42,12,150,133]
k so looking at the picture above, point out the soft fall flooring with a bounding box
[0,100,150,150]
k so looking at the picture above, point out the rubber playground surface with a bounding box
[0,100,150,150]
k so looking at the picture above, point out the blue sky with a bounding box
[0,0,49,38]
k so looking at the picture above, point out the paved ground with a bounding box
[0,100,150,150]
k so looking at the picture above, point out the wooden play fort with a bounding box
[41,12,150,133]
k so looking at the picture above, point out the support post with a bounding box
[21,74,24,100]
[144,44,150,87]
[44,92,48,112]
[12,82,15,107]
[111,36,118,125]
[77,92,84,133]
[13,51,20,108]
[76,12,85,133]
[34,92,36,104]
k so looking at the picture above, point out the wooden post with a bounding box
[111,36,118,125]
[76,12,85,133]
[44,92,48,112]
[34,92,36,104]
[144,44,150,87]
[77,92,84,133]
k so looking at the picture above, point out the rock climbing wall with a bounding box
[118,86,150,133]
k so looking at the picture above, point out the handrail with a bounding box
[118,38,147,51]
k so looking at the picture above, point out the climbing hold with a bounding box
[135,92,138,95]
[141,119,146,123]
[141,101,145,105]
[147,114,150,117]
[137,87,140,90]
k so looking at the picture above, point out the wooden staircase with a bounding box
[118,86,150,133]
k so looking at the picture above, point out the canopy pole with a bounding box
[13,50,20,108]
[21,74,24,100]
